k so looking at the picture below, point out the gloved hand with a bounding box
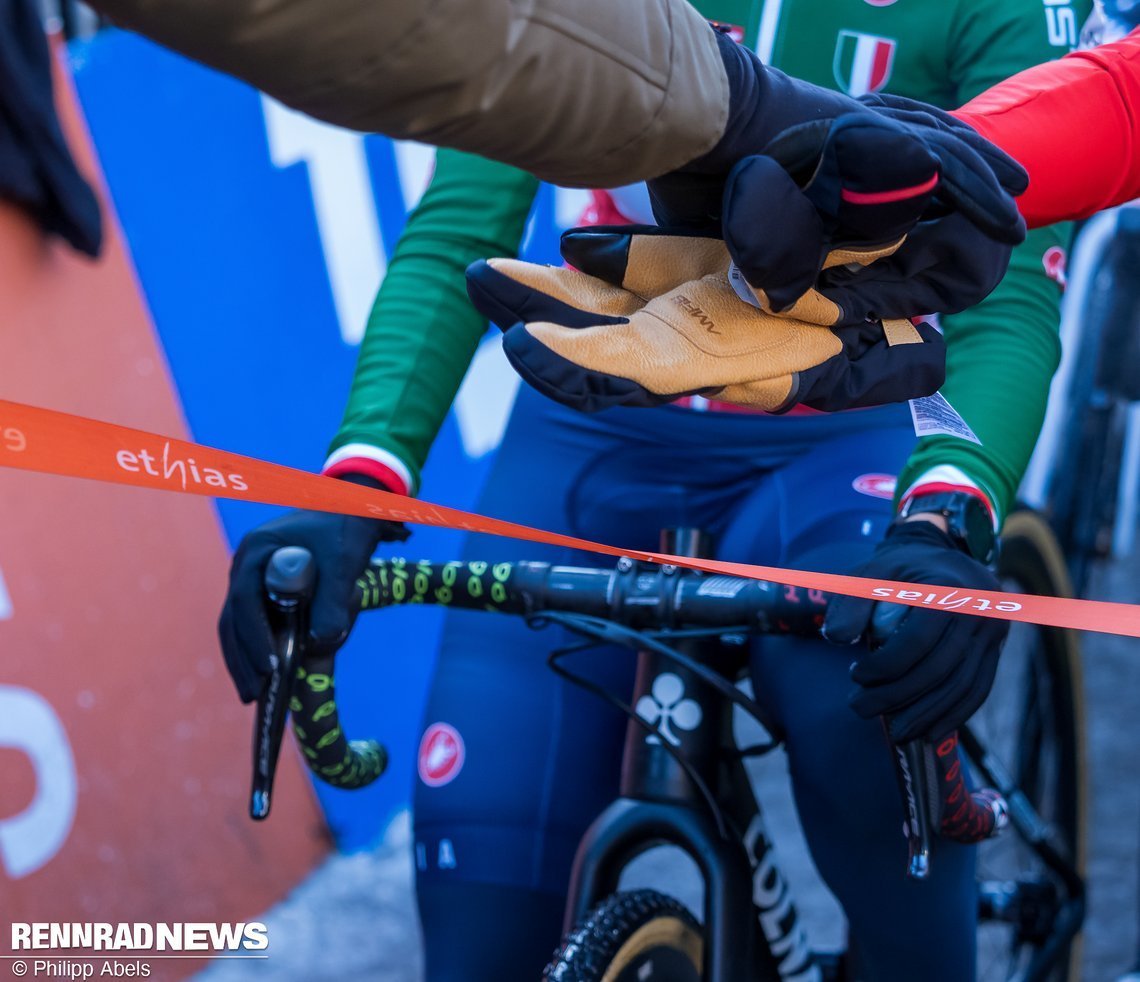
[217,474,408,702]
[466,226,944,414]
[466,226,729,336]
[650,33,1027,318]
[860,93,1029,236]
[822,520,1009,743]
[658,32,1028,236]
[721,111,1024,322]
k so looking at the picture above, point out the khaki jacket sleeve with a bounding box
[89,0,729,188]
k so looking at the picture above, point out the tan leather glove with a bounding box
[465,227,944,413]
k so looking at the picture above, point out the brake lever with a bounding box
[891,735,934,880]
[250,546,316,820]
[869,601,936,880]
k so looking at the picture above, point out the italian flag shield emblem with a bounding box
[833,30,897,97]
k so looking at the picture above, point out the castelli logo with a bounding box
[418,722,465,788]
[852,473,897,500]
[1042,246,1067,288]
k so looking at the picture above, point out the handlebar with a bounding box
[251,551,823,817]
[353,555,828,630]
[250,548,1007,879]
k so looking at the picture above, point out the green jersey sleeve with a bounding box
[895,0,1086,524]
[328,150,539,493]
[895,227,1065,521]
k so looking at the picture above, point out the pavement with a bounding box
[1078,556,1140,979]
[196,552,1140,982]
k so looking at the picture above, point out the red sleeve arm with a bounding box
[952,31,1140,229]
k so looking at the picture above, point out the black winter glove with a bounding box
[650,33,1027,324]
[822,520,1009,743]
[858,93,1029,237]
[770,93,1028,324]
[217,474,408,702]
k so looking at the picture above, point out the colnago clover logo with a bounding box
[635,674,702,747]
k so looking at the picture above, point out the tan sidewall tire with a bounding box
[600,916,704,982]
[999,509,1087,980]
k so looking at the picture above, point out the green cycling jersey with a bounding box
[331,0,1088,524]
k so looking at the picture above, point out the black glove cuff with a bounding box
[334,472,410,543]
[895,491,997,564]
[882,518,960,552]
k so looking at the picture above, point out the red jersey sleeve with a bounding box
[952,31,1140,229]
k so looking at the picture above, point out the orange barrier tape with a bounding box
[2,398,1138,639]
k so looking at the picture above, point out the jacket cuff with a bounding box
[323,443,413,496]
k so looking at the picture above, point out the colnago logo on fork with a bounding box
[745,817,821,982]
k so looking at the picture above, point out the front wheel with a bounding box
[544,889,704,981]
[972,508,1086,981]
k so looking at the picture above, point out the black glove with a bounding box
[647,31,865,232]
[773,93,1028,324]
[822,521,1009,743]
[720,112,939,314]
[650,33,1027,323]
[859,93,1029,240]
[217,474,408,702]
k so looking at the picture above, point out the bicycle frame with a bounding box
[961,726,1085,982]
[253,536,1085,981]
[556,529,1084,982]
[562,529,821,982]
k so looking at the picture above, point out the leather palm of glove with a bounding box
[822,520,1009,744]
[217,474,408,703]
[465,225,944,414]
[651,33,1027,322]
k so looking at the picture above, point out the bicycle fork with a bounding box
[563,528,816,982]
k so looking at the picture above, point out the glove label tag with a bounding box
[728,263,763,309]
[908,393,981,445]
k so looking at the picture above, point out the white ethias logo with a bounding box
[635,674,702,747]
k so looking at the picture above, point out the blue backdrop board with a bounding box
[70,30,575,850]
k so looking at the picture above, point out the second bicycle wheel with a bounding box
[544,889,703,981]
[970,509,1086,982]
